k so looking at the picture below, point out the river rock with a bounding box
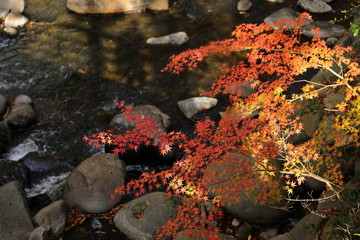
[175,230,236,240]
[0,121,11,153]
[0,181,34,240]
[4,10,28,28]
[287,213,325,240]
[33,200,67,237]
[0,0,25,13]
[66,0,169,14]
[63,153,126,213]
[5,95,36,128]
[146,31,189,46]
[29,225,51,240]
[178,97,218,119]
[302,21,347,39]
[297,0,332,13]
[110,104,171,131]
[237,0,252,12]
[264,8,312,30]
[114,192,178,240]
[0,158,29,187]
[0,94,7,117]
[203,153,288,226]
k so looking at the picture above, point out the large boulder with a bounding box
[0,158,29,187]
[302,21,347,39]
[175,230,236,240]
[0,181,34,240]
[33,200,67,237]
[63,153,126,213]
[66,0,169,14]
[287,213,325,240]
[114,192,178,240]
[203,153,288,226]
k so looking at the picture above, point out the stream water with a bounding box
[0,0,354,239]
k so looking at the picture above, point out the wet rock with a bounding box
[0,0,25,13]
[30,225,51,240]
[178,97,218,119]
[66,0,169,14]
[287,213,325,240]
[264,8,312,30]
[0,121,11,153]
[0,94,7,117]
[110,104,171,131]
[3,26,18,35]
[4,10,28,28]
[302,21,347,39]
[0,181,34,240]
[5,95,36,128]
[0,158,29,187]
[237,0,252,12]
[297,0,332,13]
[33,200,67,237]
[114,192,177,240]
[203,153,288,226]
[146,31,189,46]
[175,230,236,240]
[63,153,126,213]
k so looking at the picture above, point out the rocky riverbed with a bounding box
[0,0,359,239]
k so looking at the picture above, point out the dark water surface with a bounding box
[0,0,354,239]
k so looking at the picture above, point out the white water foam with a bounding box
[4,129,58,161]
[25,172,70,201]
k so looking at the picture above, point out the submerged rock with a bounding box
[297,0,332,13]
[5,95,36,128]
[66,0,169,14]
[178,97,218,119]
[146,31,189,46]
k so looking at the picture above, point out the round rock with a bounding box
[114,192,177,240]
[63,153,126,213]
[302,21,347,39]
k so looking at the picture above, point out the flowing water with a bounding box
[0,0,354,238]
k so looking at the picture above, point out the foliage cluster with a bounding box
[86,13,360,239]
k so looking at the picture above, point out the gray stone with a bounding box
[66,0,169,14]
[302,21,347,39]
[63,153,126,213]
[3,27,18,35]
[4,10,28,28]
[175,230,236,240]
[203,153,288,226]
[0,94,7,117]
[237,0,252,11]
[33,200,67,237]
[114,192,177,240]
[0,0,25,13]
[13,94,33,105]
[5,101,36,128]
[297,0,332,13]
[264,8,311,30]
[270,234,289,240]
[0,181,34,240]
[29,226,51,240]
[178,97,218,119]
[110,104,171,131]
[323,89,345,110]
[287,213,325,240]
[146,31,189,46]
